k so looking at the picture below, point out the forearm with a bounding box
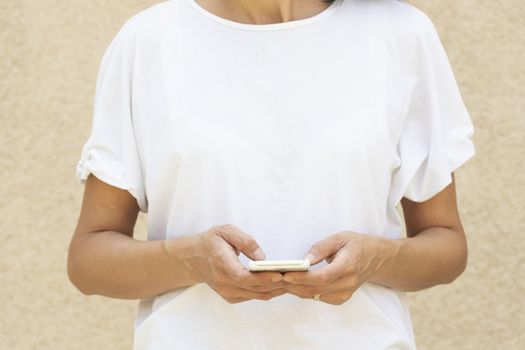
[67,231,204,299]
[368,226,468,292]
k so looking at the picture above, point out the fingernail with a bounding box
[303,253,315,263]
[272,275,282,282]
[252,248,265,260]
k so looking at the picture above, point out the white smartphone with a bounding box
[248,259,310,272]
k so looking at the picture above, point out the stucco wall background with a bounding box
[1,0,523,349]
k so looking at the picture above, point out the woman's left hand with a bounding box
[281,231,395,305]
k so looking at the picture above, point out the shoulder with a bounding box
[115,1,181,42]
[128,1,178,26]
[391,1,439,38]
[349,0,437,36]
[395,1,439,37]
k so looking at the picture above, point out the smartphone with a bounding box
[248,259,310,272]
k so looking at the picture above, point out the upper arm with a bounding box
[400,172,465,238]
[73,174,140,238]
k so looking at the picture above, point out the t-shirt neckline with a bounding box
[184,0,344,31]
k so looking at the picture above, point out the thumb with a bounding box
[303,235,344,265]
[217,225,266,261]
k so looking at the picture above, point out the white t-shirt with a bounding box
[76,0,476,348]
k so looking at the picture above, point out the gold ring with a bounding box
[313,294,321,301]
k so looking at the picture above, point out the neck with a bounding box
[196,0,333,25]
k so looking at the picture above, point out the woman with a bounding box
[68,0,476,348]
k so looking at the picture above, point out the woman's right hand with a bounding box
[191,224,288,304]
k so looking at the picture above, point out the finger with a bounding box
[302,233,347,265]
[235,269,284,287]
[238,285,289,296]
[284,286,354,305]
[242,280,290,292]
[218,247,282,287]
[280,273,356,296]
[314,289,354,305]
[283,250,351,285]
[217,285,288,303]
[216,224,266,261]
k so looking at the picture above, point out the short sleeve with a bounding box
[76,18,148,213]
[389,12,476,205]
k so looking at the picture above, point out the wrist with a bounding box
[368,236,403,285]
[163,235,206,286]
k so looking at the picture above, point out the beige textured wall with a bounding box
[1,0,523,349]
